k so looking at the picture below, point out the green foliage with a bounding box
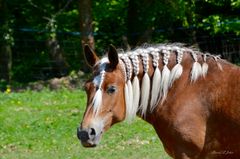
[0,79,8,91]
[0,89,170,159]
[195,0,240,35]
[201,15,240,34]
[93,0,128,51]
[12,50,50,82]
[0,0,15,46]
[1,20,15,46]
[57,9,79,32]
[231,0,240,8]
[0,0,240,84]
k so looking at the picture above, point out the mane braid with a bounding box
[214,55,223,71]
[190,50,202,82]
[120,55,134,121]
[202,53,209,77]
[169,47,183,87]
[160,48,171,103]
[149,48,161,111]
[119,58,130,120]
[139,50,151,117]
[129,54,140,120]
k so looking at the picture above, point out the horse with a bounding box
[77,44,240,159]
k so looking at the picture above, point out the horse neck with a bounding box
[118,46,221,121]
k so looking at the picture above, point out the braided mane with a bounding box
[91,44,221,121]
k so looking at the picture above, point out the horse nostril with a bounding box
[77,129,90,142]
[90,128,96,136]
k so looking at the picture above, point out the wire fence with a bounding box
[197,34,240,63]
[1,30,240,84]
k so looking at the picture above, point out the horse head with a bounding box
[77,45,126,147]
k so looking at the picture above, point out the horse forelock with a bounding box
[89,44,222,120]
[91,57,108,115]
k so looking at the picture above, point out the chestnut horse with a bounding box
[77,44,240,159]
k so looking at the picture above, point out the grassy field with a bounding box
[0,89,170,159]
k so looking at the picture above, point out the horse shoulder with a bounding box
[150,88,208,158]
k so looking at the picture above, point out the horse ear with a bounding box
[84,44,99,68]
[108,44,119,69]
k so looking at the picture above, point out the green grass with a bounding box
[0,89,170,159]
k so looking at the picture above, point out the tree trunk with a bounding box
[127,0,139,47]
[45,0,70,78]
[0,0,12,83]
[127,0,154,47]
[0,44,12,82]
[46,37,69,78]
[79,0,95,49]
[79,0,94,72]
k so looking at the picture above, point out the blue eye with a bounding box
[107,86,117,94]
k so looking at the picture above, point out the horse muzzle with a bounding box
[77,127,102,147]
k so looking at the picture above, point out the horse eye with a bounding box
[107,86,116,94]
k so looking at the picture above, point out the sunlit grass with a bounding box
[0,89,170,159]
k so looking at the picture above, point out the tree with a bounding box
[25,0,70,77]
[0,0,13,83]
[127,0,197,46]
[127,0,155,47]
[195,0,240,35]
[79,0,95,49]
[0,0,239,86]
[46,18,69,77]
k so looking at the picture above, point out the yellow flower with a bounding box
[5,87,11,94]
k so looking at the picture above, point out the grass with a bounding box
[0,89,170,159]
